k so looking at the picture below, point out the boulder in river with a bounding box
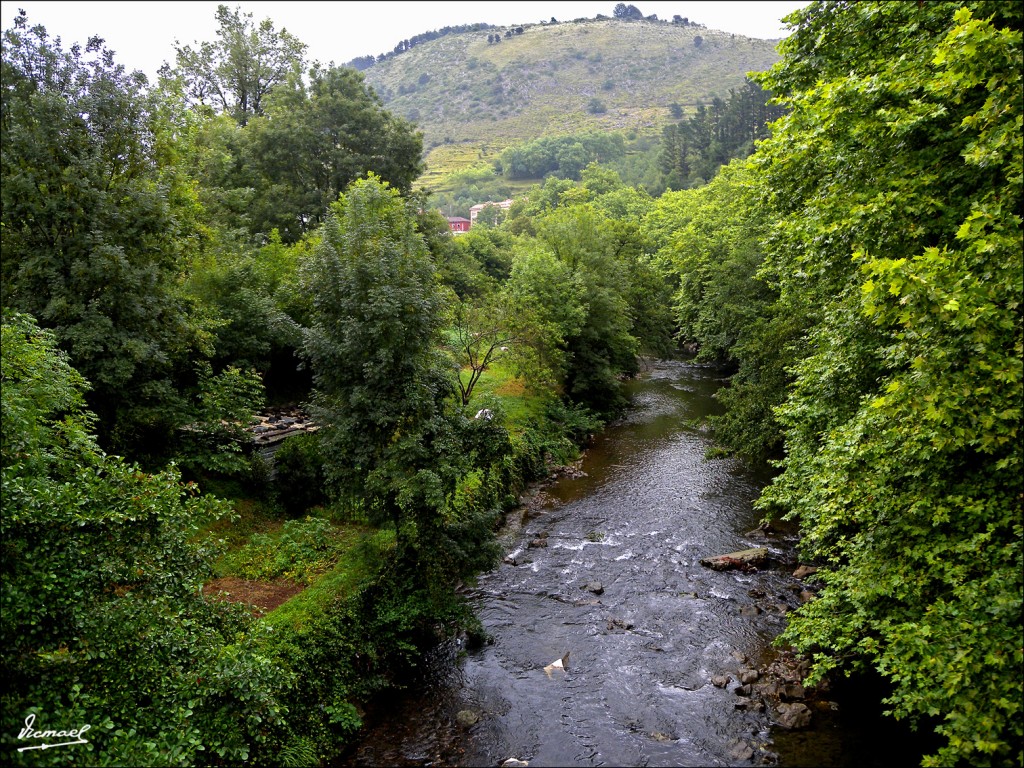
[728,739,755,761]
[581,581,604,595]
[699,547,768,572]
[793,564,819,579]
[781,683,806,701]
[502,760,529,768]
[738,668,760,684]
[734,698,766,713]
[774,701,812,729]
[456,709,480,727]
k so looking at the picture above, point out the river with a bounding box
[341,360,924,767]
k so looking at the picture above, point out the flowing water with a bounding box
[341,360,920,767]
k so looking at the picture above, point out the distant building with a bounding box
[446,215,471,233]
[469,198,515,226]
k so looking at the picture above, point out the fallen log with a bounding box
[700,547,768,572]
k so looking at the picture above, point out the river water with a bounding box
[342,360,920,767]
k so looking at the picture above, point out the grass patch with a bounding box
[217,513,366,586]
[494,377,526,397]
[463,359,547,432]
[262,527,396,631]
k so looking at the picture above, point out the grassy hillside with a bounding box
[359,18,782,182]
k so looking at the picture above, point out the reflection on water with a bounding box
[341,361,921,767]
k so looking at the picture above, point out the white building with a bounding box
[469,198,515,226]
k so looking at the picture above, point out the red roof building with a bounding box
[446,216,471,233]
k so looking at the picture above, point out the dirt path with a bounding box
[203,577,305,615]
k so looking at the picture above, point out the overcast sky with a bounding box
[2,1,809,80]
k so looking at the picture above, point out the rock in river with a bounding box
[455,709,480,727]
[774,701,812,729]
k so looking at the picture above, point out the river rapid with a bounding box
[341,360,919,767]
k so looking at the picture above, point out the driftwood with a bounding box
[699,547,768,572]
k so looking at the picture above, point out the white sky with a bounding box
[2,1,809,81]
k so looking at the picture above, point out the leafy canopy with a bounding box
[1,312,290,766]
[747,3,1023,765]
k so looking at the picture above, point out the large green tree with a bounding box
[303,176,503,594]
[171,3,307,125]
[0,12,231,459]
[241,65,424,242]
[534,204,641,413]
[747,3,1022,765]
[185,65,423,244]
[302,175,453,535]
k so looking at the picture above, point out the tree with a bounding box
[302,177,505,596]
[614,4,644,20]
[302,175,452,535]
[535,205,640,413]
[745,3,1023,765]
[501,242,586,394]
[182,230,310,398]
[171,4,307,125]
[445,296,518,406]
[474,203,505,228]
[659,78,783,190]
[198,65,423,243]
[0,12,228,461]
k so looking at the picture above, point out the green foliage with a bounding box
[534,204,640,414]
[183,230,308,374]
[499,131,626,180]
[188,65,424,244]
[1,14,213,460]
[747,3,1023,765]
[430,162,514,220]
[302,174,453,532]
[1,312,291,766]
[647,158,788,459]
[659,78,783,190]
[420,208,500,300]
[444,294,518,406]
[170,3,307,125]
[501,238,586,393]
[176,362,265,477]
[219,515,350,584]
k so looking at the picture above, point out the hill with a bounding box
[358,17,783,184]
